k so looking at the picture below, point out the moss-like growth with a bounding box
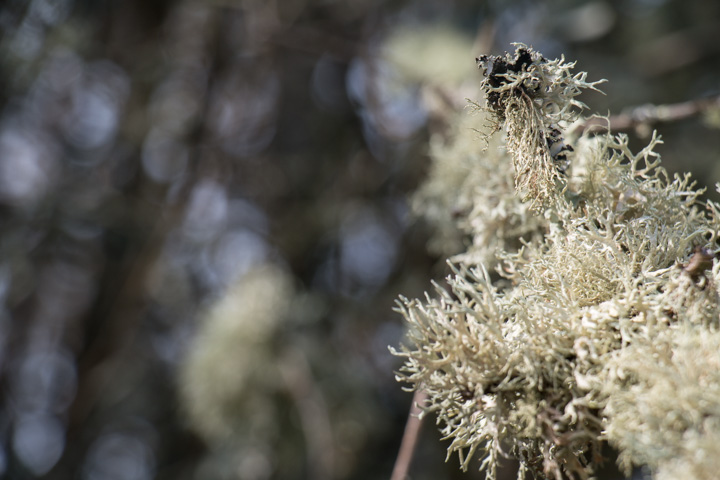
[411,109,547,268]
[179,265,294,478]
[393,45,720,480]
[477,44,603,209]
[180,265,293,443]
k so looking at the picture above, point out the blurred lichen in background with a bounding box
[393,45,720,480]
[180,265,296,477]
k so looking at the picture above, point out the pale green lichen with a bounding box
[381,23,477,85]
[394,45,720,480]
[411,109,547,267]
[180,264,293,443]
[477,44,604,209]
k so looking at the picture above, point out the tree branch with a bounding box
[390,389,428,480]
[573,94,720,136]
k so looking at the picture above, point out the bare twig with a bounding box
[390,389,428,480]
[573,94,720,136]
[280,347,335,480]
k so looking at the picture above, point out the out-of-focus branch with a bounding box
[390,389,428,480]
[573,94,720,136]
[272,24,359,60]
[280,347,335,480]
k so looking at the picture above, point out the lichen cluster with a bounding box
[393,45,720,480]
[411,109,547,268]
[180,265,294,476]
[477,45,603,209]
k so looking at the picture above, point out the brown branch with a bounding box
[280,347,335,480]
[390,389,428,480]
[573,94,720,136]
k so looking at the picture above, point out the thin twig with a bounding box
[573,94,720,135]
[390,389,428,480]
[280,347,334,480]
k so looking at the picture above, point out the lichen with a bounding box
[180,264,293,444]
[411,109,547,268]
[477,44,604,209]
[394,45,720,480]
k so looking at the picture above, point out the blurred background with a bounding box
[0,0,719,479]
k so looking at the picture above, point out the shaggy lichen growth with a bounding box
[394,45,720,480]
[477,44,603,209]
[411,110,547,268]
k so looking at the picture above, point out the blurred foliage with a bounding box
[0,0,718,479]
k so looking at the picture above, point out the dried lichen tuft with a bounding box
[476,44,604,209]
[394,45,720,480]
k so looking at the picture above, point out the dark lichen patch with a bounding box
[545,126,573,175]
[476,47,540,116]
